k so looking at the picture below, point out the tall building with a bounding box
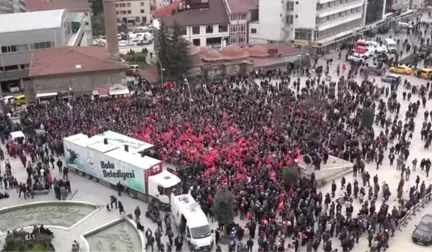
[249,0,366,52]
[223,0,259,45]
[364,0,386,25]
[0,0,26,14]
[115,0,152,25]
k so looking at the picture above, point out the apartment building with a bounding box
[0,0,26,14]
[159,0,229,48]
[250,0,367,52]
[115,0,151,25]
[223,0,258,45]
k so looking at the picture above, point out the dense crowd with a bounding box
[1,13,432,252]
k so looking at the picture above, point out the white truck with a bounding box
[63,132,181,207]
[384,38,397,53]
[171,193,214,251]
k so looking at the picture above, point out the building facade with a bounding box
[0,9,89,89]
[223,0,259,45]
[115,0,152,25]
[0,0,26,14]
[364,0,387,25]
[249,0,366,51]
[158,0,230,48]
[24,0,94,49]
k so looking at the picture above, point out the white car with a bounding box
[348,53,364,62]
[119,40,127,47]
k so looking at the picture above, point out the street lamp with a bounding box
[184,77,192,106]
[153,55,165,85]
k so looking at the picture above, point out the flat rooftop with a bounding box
[0,9,65,34]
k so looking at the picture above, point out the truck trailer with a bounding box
[63,132,181,207]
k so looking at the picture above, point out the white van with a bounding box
[384,38,397,53]
[171,193,213,251]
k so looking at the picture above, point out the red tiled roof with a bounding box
[154,1,180,19]
[138,65,159,83]
[25,0,90,12]
[30,46,127,78]
[226,0,258,14]
[201,48,224,62]
[220,45,249,60]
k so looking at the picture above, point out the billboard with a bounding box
[185,0,209,9]
[64,140,146,193]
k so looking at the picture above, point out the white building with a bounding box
[0,0,26,14]
[24,0,93,47]
[250,0,367,51]
[158,0,230,48]
[115,0,152,25]
[223,0,259,45]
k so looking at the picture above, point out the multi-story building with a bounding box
[0,0,26,14]
[115,0,152,25]
[158,0,229,48]
[223,0,258,45]
[24,0,93,46]
[0,9,90,89]
[364,0,387,26]
[249,0,366,52]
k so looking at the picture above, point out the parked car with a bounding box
[416,68,432,79]
[390,65,413,75]
[362,66,385,76]
[412,214,432,245]
[347,53,364,62]
[381,74,401,84]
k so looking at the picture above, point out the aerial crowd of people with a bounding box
[0,12,432,252]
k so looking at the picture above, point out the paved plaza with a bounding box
[1,29,432,251]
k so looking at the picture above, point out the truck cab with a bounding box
[147,169,181,205]
[171,193,213,251]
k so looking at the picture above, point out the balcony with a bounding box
[0,69,29,82]
[317,0,364,18]
[316,12,362,31]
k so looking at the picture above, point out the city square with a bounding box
[1,0,432,252]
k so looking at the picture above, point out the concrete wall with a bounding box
[27,70,126,102]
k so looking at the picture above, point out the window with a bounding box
[218,24,228,32]
[230,15,237,21]
[33,41,52,50]
[192,26,200,34]
[239,37,245,43]
[206,25,213,33]
[240,14,246,19]
[251,28,257,34]
[116,11,119,14]
[115,4,118,7]
[136,17,140,21]
[140,1,144,6]
[17,44,28,52]
[121,11,126,14]
[120,3,126,7]
[239,25,245,33]
[192,39,200,46]
[180,27,187,35]
[9,45,17,52]
[287,1,294,11]
[141,9,144,13]
[295,29,312,40]
[231,25,237,32]
[127,10,131,14]
[1,46,8,53]
[286,15,293,24]
[127,3,131,7]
